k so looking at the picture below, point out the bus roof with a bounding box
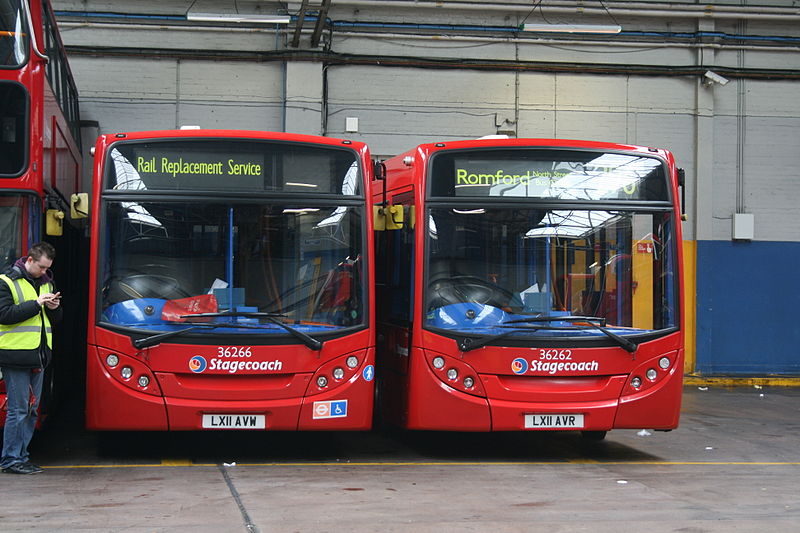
[97,129,369,151]
[403,137,672,159]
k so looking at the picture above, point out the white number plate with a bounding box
[202,414,265,429]
[524,413,584,429]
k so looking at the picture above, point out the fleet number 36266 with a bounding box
[217,346,253,357]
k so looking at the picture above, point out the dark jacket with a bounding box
[0,263,63,369]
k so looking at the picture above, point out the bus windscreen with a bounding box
[425,206,677,341]
[101,201,365,336]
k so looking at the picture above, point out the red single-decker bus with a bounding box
[86,129,376,431]
[374,138,684,438]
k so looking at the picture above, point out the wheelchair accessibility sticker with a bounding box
[313,400,348,419]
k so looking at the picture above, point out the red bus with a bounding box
[86,129,376,431]
[0,0,83,424]
[373,138,684,438]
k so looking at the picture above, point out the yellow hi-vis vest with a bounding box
[0,274,53,350]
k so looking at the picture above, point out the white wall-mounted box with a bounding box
[732,213,755,241]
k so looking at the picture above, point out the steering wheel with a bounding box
[428,275,515,309]
[105,272,192,303]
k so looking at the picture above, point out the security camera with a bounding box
[703,70,730,86]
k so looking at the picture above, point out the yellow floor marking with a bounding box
[161,459,193,466]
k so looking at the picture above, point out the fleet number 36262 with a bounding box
[538,349,572,360]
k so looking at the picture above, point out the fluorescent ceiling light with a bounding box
[521,23,621,34]
[283,208,320,214]
[187,13,291,24]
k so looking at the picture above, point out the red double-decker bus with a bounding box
[374,138,684,439]
[1,0,83,424]
[86,129,376,431]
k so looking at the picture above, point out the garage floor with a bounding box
[1,386,798,532]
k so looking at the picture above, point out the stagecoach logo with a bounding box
[511,357,528,374]
[189,356,207,373]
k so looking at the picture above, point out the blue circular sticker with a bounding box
[362,364,375,382]
[511,357,528,375]
[189,355,207,373]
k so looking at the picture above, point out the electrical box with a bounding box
[732,213,754,241]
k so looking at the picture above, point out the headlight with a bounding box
[446,368,458,380]
[138,375,150,387]
[646,368,658,381]
[332,367,345,380]
[659,357,671,369]
[317,376,328,387]
[463,376,474,388]
[346,356,359,369]
[432,357,445,369]
[631,376,642,388]
[121,366,133,380]
[106,354,119,367]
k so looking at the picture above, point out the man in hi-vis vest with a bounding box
[0,242,62,475]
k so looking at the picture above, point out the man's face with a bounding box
[25,256,53,279]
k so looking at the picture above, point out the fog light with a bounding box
[121,366,133,380]
[659,356,671,369]
[317,375,328,387]
[346,356,359,368]
[463,376,474,388]
[332,367,345,380]
[106,354,119,368]
[138,375,150,387]
[631,376,642,388]
[446,368,458,380]
[432,357,445,369]
[646,368,658,381]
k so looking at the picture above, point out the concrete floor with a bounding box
[1,385,799,532]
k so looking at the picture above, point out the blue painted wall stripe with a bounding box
[696,240,800,374]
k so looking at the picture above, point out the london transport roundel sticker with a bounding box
[189,356,207,373]
[511,357,528,374]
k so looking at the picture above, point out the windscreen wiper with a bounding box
[458,326,542,353]
[181,312,323,351]
[132,321,277,349]
[458,316,638,354]
[132,324,213,349]
[504,315,639,354]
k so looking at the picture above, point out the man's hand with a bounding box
[38,292,61,310]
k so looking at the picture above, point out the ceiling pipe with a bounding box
[329,0,800,20]
[332,30,800,53]
[59,44,800,80]
[57,21,800,52]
